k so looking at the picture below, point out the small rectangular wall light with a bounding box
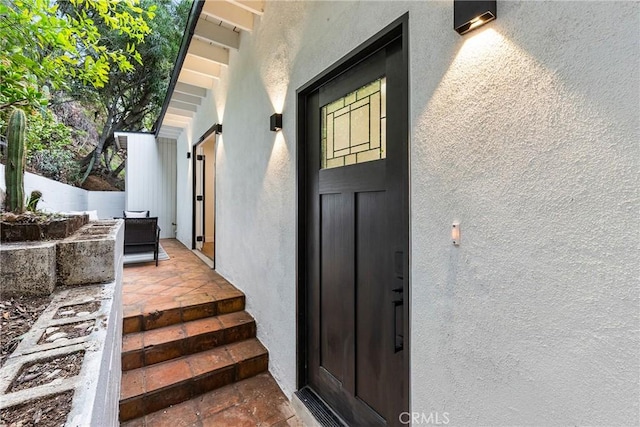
[452,222,461,246]
[270,113,282,132]
[454,0,496,35]
[213,123,222,134]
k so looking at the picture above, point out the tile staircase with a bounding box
[119,290,269,422]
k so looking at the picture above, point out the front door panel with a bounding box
[304,31,408,426]
[320,192,355,388]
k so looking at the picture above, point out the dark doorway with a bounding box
[297,15,409,426]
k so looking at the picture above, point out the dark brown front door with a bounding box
[299,19,409,426]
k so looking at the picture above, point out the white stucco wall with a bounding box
[409,2,638,425]
[0,163,124,218]
[87,191,126,219]
[174,88,221,246]
[174,1,639,425]
[175,129,192,245]
[123,133,177,238]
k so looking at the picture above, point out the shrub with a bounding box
[27,148,80,184]
[26,110,72,154]
[16,110,80,184]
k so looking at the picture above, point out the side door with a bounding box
[304,31,409,426]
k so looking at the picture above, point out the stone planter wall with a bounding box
[0,214,89,243]
[0,241,57,296]
[0,220,124,426]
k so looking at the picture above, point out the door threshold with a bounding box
[192,249,214,268]
[292,387,346,427]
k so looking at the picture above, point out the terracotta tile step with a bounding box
[120,373,300,427]
[122,311,257,371]
[122,292,245,334]
[119,338,269,422]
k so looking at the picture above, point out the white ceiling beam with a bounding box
[183,54,222,78]
[174,82,207,98]
[169,100,198,112]
[163,120,190,129]
[195,18,240,50]
[188,39,229,65]
[227,0,264,15]
[202,0,254,32]
[164,112,191,122]
[171,92,202,106]
[160,125,184,134]
[160,128,183,135]
[158,131,181,140]
[167,107,195,118]
[178,69,216,89]
[163,117,191,128]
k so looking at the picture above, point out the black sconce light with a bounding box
[213,123,222,134]
[454,0,496,35]
[270,113,282,132]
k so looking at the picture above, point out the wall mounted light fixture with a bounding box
[213,123,222,134]
[452,222,461,246]
[270,113,282,132]
[454,0,496,35]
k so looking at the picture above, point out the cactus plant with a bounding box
[26,190,42,212]
[4,109,27,213]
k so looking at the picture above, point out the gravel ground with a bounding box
[1,295,75,426]
[1,295,51,367]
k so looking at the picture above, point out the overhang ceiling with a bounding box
[156,0,265,140]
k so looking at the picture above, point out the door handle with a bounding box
[392,287,403,353]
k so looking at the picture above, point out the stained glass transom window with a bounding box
[321,77,386,169]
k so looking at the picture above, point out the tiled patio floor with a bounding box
[122,239,244,323]
[121,239,302,426]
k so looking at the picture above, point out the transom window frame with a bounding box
[320,76,387,169]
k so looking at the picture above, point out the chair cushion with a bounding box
[124,210,149,218]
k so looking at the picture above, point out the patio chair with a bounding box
[123,217,161,266]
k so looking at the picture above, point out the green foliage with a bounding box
[24,111,80,184]
[90,0,189,131]
[78,0,190,183]
[0,0,155,114]
[26,190,42,212]
[5,109,27,212]
[28,148,80,184]
[25,110,73,154]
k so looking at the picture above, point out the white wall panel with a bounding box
[124,133,177,238]
[0,164,124,218]
[0,164,87,212]
[175,131,193,246]
[87,191,126,219]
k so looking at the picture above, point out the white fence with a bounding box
[123,133,177,239]
[0,164,125,219]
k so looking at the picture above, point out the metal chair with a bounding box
[123,217,161,266]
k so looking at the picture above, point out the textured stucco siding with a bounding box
[410,2,639,425]
[174,1,639,425]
